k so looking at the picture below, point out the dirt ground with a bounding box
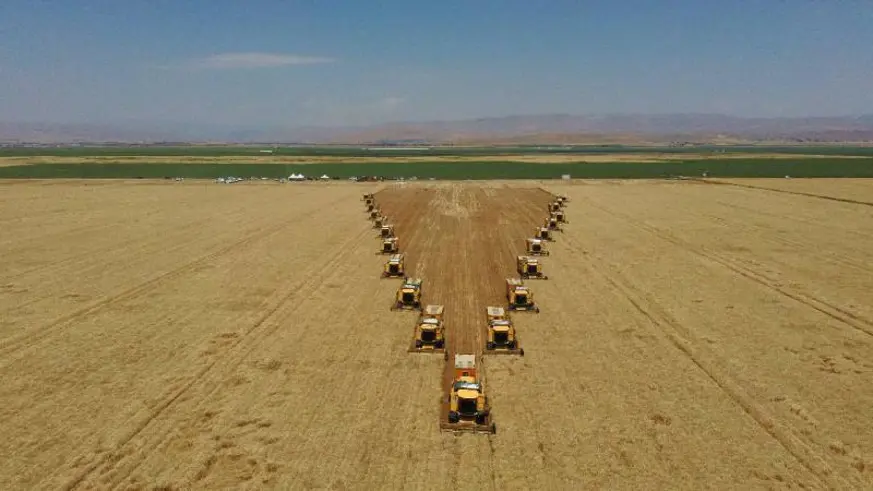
[0,152,851,166]
[1,178,872,489]
[374,185,551,428]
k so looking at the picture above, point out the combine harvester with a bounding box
[373,215,387,228]
[379,224,396,239]
[517,255,548,280]
[484,307,523,355]
[392,278,423,311]
[441,354,496,434]
[552,209,567,224]
[548,201,562,213]
[525,237,550,256]
[368,207,382,220]
[362,193,374,201]
[545,215,563,232]
[382,253,405,278]
[506,278,540,313]
[535,225,554,242]
[379,237,399,254]
[410,304,447,355]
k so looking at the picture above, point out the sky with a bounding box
[1,0,872,127]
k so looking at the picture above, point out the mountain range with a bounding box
[3,113,873,144]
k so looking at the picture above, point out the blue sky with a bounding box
[1,0,872,127]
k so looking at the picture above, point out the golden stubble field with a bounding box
[1,178,872,490]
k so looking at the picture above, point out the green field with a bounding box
[1,158,872,179]
[2,144,873,158]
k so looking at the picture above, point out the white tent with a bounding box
[288,173,306,181]
[319,174,330,180]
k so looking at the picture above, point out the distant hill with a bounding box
[3,113,873,144]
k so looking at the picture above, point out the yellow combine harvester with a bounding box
[525,237,549,256]
[368,208,381,220]
[535,226,554,242]
[545,215,562,232]
[485,307,523,355]
[379,224,396,238]
[443,354,495,433]
[553,209,567,223]
[517,255,548,280]
[374,216,387,228]
[382,253,405,278]
[379,237,399,254]
[412,304,446,352]
[505,278,539,312]
[391,277,422,311]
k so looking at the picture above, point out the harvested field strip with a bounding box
[376,184,552,429]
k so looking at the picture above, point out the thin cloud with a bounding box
[185,52,336,70]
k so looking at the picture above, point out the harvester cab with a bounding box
[382,253,405,278]
[379,237,399,254]
[517,255,548,280]
[380,224,396,238]
[392,277,423,311]
[526,237,550,256]
[536,226,553,241]
[448,355,491,426]
[505,278,539,312]
[414,304,445,350]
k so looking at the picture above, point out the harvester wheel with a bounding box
[448,411,460,424]
[519,348,525,356]
[476,414,486,425]
[486,342,495,350]
[491,423,497,434]
[443,352,449,361]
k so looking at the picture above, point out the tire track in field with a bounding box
[581,198,873,340]
[696,179,873,208]
[51,195,370,490]
[0,208,238,282]
[0,203,328,364]
[557,228,842,490]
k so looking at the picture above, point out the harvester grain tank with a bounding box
[505,278,539,312]
[517,255,548,280]
[382,253,405,278]
[525,237,550,256]
[412,304,446,352]
[392,277,422,311]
